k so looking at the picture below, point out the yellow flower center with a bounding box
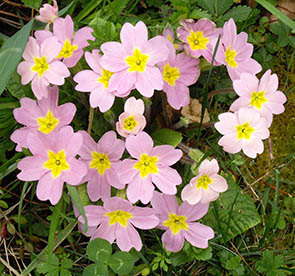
[125,48,149,72]
[196,175,213,190]
[37,110,59,134]
[98,68,114,89]
[163,64,181,86]
[225,46,237,67]
[250,91,267,109]
[236,122,255,140]
[105,210,133,227]
[163,213,188,235]
[134,153,158,178]
[57,39,78,59]
[32,56,49,77]
[187,31,209,51]
[123,115,138,131]
[43,150,70,178]
[89,152,111,175]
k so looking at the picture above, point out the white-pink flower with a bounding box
[17,37,70,99]
[100,21,169,97]
[35,15,94,68]
[215,107,269,158]
[215,18,262,81]
[120,131,183,204]
[116,97,146,137]
[11,86,76,151]
[230,70,287,127]
[162,25,183,51]
[78,197,159,251]
[177,18,221,64]
[73,50,118,112]
[36,0,58,25]
[181,159,228,205]
[151,192,214,253]
[78,130,125,202]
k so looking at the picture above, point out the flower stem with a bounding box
[87,107,94,134]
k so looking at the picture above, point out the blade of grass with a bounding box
[256,0,295,32]
[17,181,29,240]
[75,0,103,23]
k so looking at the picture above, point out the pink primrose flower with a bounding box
[215,18,262,81]
[162,25,183,51]
[158,44,200,110]
[17,37,70,99]
[17,126,87,205]
[11,86,76,152]
[78,197,159,251]
[36,0,58,25]
[151,192,214,252]
[78,130,125,202]
[181,159,228,205]
[230,70,287,127]
[35,15,94,68]
[120,131,183,204]
[116,97,146,137]
[100,21,169,97]
[177,18,221,65]
[214,107,270,158]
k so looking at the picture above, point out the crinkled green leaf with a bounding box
[36,254,59,274]
[21,0,42,9]
[216,0,233,16]
[0,19,34,95]
[151,128,182,147]
[223,6,251,22]
[202,172,261,242]
[109,251,136,275]
[190,8,212,20]
[86,238,112,263]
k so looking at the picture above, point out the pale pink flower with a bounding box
[158,45,200,110]
[35,15,94,68]
[230,70,287,127]
[215,107,269,158]
[78,131,125,202]
[17,37,70,99]
[100,21,168,97]
[73,50,121,112]
[162,25,183,51]
[116,97,146,137]
[181,159,228,205]
[11,86,76,152]
[36,0,58,25]
[120,131,182,204]
[177,18,221,64]
[215,18,262,81]
[151,192,214,252]
[17,126,87,205]
[78,197,159,251]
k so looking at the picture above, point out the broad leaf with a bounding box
[109,251,135,275]
[86,238,112,263]
[223,6,251,22]
[82,263,109,276]
[151,128,182,147]
[202,172,261,242]
[0,19,34,95]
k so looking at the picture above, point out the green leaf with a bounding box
[189,148,204,164]
[197,0,215,15]
[86,238,112,263]
[109,251,136,275]
[190,8,212,20]
[216,0,233,16]
[192,246,212,261]
[6,71,29,99]
[67,184,88,233]
[0,19,34,95]
[151,128,182,147]
[0,200,8,209]
[83,263,109,276]
[36,254,59,275]
[21,0,42,9]
[202,172,261,242]
[223,6,251,22]
[75,0,103,22]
